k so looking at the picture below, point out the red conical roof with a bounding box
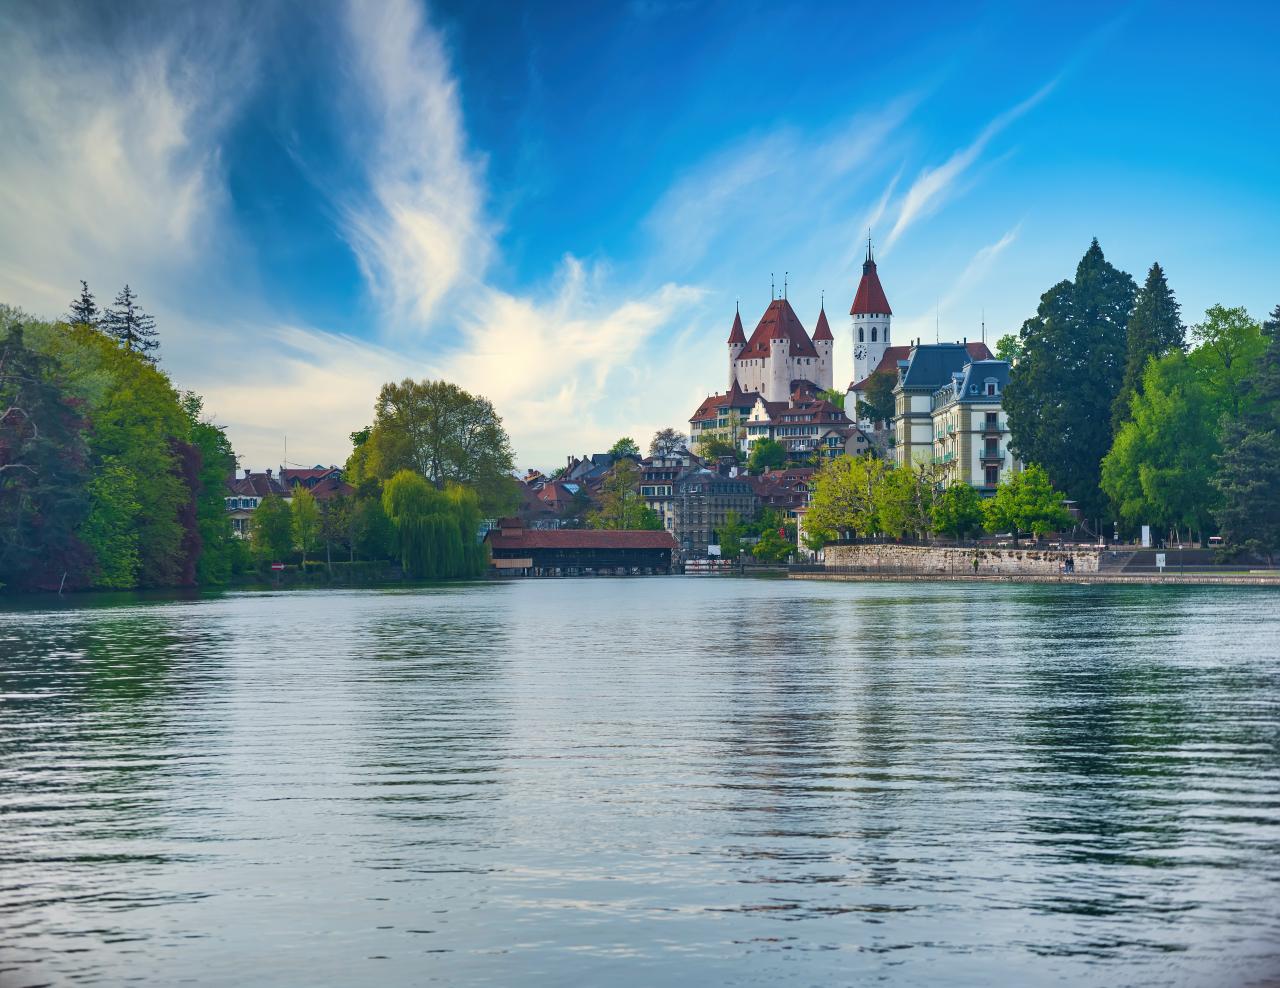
[813,306,833,341]
[741,298,818,359]
[727,309,746,345]
[851,256,892,316]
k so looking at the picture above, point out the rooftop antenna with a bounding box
[771,273,775,300]
[784,271,788,300]
[981,308,986,346]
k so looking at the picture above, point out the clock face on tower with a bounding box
[854,344,867,361]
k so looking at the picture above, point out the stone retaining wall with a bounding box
[822,543,1101,575]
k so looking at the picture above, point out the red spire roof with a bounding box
[850,250,892,316]
[727,308,746,345]
[740,298,818,359]
[813,306,833,341]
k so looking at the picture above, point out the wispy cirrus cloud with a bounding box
[883,82,1055,251]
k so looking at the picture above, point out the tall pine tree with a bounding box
[67,280,100,329]
[1111,262,1184,431]
[1213,304,1280,560]
[102,284,159,360]
[1003,239,1137,524]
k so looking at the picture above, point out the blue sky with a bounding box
[1,0,1277,470]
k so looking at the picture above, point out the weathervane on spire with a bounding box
[771,273,775,300]
[784,271,788,300]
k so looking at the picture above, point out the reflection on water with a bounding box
[1,581,1278,986]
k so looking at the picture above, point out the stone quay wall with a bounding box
[821,544,1101,575]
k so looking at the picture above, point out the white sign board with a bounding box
[707,544,721,557]
[1156,553,1166,571]
[1141,525,1151,548]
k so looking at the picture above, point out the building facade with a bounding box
[669,469,759,557]
[929,360,1021,492]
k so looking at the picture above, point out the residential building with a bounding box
[891,343,999,469]
[225,468,290,538]
[669,467,759,557]
[639,448,702,532]
[748,467,815,520]
[930,360,1021,493]
[742,382,870,461]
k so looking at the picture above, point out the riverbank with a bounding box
[790,569,1280,586]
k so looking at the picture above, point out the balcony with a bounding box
[982,419,1004,435]
[980,450,1004,464]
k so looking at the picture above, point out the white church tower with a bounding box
[850,240,893,387]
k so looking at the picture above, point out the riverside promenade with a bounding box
[790,567,1280,587]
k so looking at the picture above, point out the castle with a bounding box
[722,242,893,403]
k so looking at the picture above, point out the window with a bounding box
[871,327,877,342]
[985,467,999,486]
[985,378,998,396]
[970,385,978,394]
[985,412,998,430]
[858,327,865,342]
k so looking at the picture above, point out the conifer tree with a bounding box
[1003,240,1137,522]
[102,284,159,360]
[1112,262,1184,431]
[1213,304,1280,560]
[67,280,100,329]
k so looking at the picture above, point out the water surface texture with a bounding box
[2,579,1279,986]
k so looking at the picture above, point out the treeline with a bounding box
[804,458,1071,545]
[1,284,239,592]
[1000,242,1280,554]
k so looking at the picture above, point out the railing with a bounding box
[980,451,1004,463]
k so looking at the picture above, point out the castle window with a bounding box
[858,327,864,342]
[871,328,877,342]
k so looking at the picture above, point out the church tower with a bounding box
[727,306,746,390]
[813,302,834,391]
[850,240,892,385]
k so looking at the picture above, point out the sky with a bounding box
[1,0,1277,472]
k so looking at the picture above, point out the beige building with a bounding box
[929,360,1021,492]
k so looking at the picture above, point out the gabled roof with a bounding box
[739,298,818,359]
[850,256,892,316]
[727,309,746,346]
[226,471,289,498]
[813,306,833,341]
[690,381,755,422]
[849,342,992,392]
[309,476,355,501]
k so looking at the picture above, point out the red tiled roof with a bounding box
[309,477,355,501]
[690,381,754,422]
[813,307,833,341]
[848,342,993,392]
[739,298,818,359]
[850,258,892,316]
[281,467,337,483]
[226,472,288,497]
[727,310,746,345]
[486,529,678,551]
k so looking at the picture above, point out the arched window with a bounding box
[871,327,877,342]
[858,327,864,342]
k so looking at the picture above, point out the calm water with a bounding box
[2,579,1279,987]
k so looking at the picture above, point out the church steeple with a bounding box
[727,305,746,345]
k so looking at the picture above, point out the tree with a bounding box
[994,334,1021,364]
[1003,240,1137,521]
[933,483,985,539]
[81,457,141,588]
[182,392,237,585]
[609,436,641,458]
[648,427,687,457]
[67,280,100,329]
[805,454,886,538]
[1101,351,1220,538]
[695,434,738,461]
[1213,304,1280,560]
[718,509,745,560]
[1112,262,1184,431]
[747,438,786,474]
[982,464,1073,541]
[252,495,293,563]
[875,464,937,539]
[0,326,92,589]
[588,459,662,530]
[381,469,477,579]
[752,524,792,564]
[102,284,159,360]
[858,373,896,425]
[818,389,846,410]
[352,495,394,561]
[1189,305,1266,419]
[357,379,516,514]
[291,486,320,566]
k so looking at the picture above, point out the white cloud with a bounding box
[884,82,1054,250]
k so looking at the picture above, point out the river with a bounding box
[1,578,1278,986]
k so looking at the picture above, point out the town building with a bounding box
[669,467,759,557]
[639,448,702,532]
[484,517,678,576]
[742,382,871,461]
[747,467,815,520]
[225,468,290,538]
[891,343,1006,469]
[929,359,1021,492]
[849,242,894,399]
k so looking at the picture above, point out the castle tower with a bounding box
[850,240,892,386]
[813,303,834,392]
[727,306,746,390]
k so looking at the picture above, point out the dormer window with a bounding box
[985,378,999,396]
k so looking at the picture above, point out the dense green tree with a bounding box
[291,486,320,566]
[982,464,1073,541]
[818,388,846,410]
[747,438,786,474]
[1112,262,1184,431]
[1004,240,1136,521]
[102,284,159,360]
[1101,352,1219,538]
[805,454,886,538]
[81,458,141,588]
[648,428,687,457]
[608,436,641,458]
[717,509,745,560]
[932,483,985,539]
[382,469,475,579]
[356,379,516,514]
[1213,304,1280,559]
[445,483,488,577]
[1189,305,1266,419]
[352,495,395,561]
[857,372,896,426]
[589,459,662,530]
[181,392,236,585]
[752,524,792,564]
[67,281,100,329]
[694,434,738,461]
[875,465,936,539]
[251,495,294,563]
[994,334,1021,364]
[0,326,92,589]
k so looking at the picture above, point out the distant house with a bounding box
[484,516,678,576]
[280,465,343,490]
[929,359,1022,494]
[225,468,290,539]
[748,467,815,519]
[742,382,870,461]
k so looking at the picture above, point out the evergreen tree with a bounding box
[1213,304,1280,560]
[1112,262,1184,431]
[1003,240,1137,522]
[102,284,159,360]
[67,280,100,329]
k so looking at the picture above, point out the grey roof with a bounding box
[955,360,1011,402]
[897,343,975,392]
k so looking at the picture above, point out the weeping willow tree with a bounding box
[381,470,487,579]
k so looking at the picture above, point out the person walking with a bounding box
[972,556,979,576]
